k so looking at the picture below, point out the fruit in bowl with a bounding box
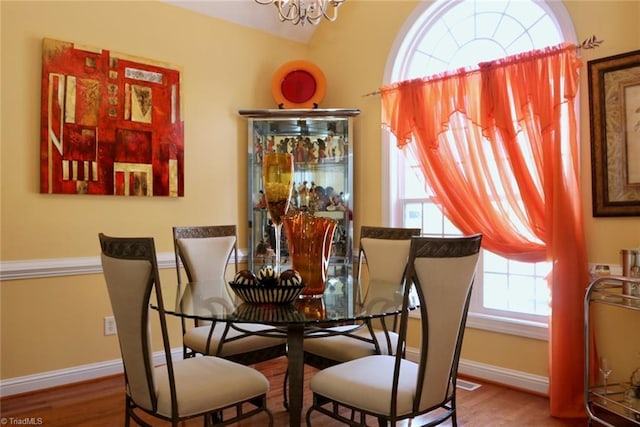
[279,269,303,286]
[256,266,279,286]
[233,269,257,286]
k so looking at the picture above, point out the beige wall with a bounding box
[567,1,640,264]
[1,0,639,384]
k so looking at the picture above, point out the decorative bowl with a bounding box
[229,282,306,305]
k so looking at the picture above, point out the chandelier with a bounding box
[255,0,345,25]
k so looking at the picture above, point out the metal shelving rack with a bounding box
[585,276,640,426]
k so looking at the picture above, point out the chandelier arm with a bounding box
[277,0,302,25]
[254,0,344,25]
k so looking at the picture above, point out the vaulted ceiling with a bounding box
[163,0,317,43]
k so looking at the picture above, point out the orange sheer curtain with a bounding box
[380,44,589,418]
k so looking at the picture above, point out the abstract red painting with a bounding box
[40,38,184,196]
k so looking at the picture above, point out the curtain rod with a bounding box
[362,35,604,98]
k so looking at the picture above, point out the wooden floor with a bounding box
[1,356,589,426]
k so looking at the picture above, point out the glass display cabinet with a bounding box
[239,108,360,274]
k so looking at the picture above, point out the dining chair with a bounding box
[98,233,273,427]
[173,225,287,363]
[302,226,421,370]
[306,234,482,427]
[282,226,420,409]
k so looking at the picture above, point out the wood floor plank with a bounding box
[0,357,589,426]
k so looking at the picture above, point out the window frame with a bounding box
[382,0,578,340]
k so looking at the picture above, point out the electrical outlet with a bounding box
[104,316,117,336]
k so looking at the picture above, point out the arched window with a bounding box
[383,0,577,339]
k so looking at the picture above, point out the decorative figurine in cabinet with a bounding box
[239,109,360,274]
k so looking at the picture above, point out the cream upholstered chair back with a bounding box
[358,226,421,293]
[173,225,237,284]
[173,225,237,333]
[407,235,482,412]
[99,234,163,412]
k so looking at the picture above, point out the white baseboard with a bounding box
[405,347,549,396]
[2,346,548,398]
[0,348,182,398]
[458,358,549,395]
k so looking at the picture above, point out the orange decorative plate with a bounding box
[271,60,326,109]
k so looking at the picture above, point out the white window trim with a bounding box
[408,307,548,340]
[466,312,549,340]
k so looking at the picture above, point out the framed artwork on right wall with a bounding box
[588,49,640,216]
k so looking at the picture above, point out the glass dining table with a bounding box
[160,271,411,427]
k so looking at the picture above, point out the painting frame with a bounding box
[588,49,640,217]
[40,38,184,197]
